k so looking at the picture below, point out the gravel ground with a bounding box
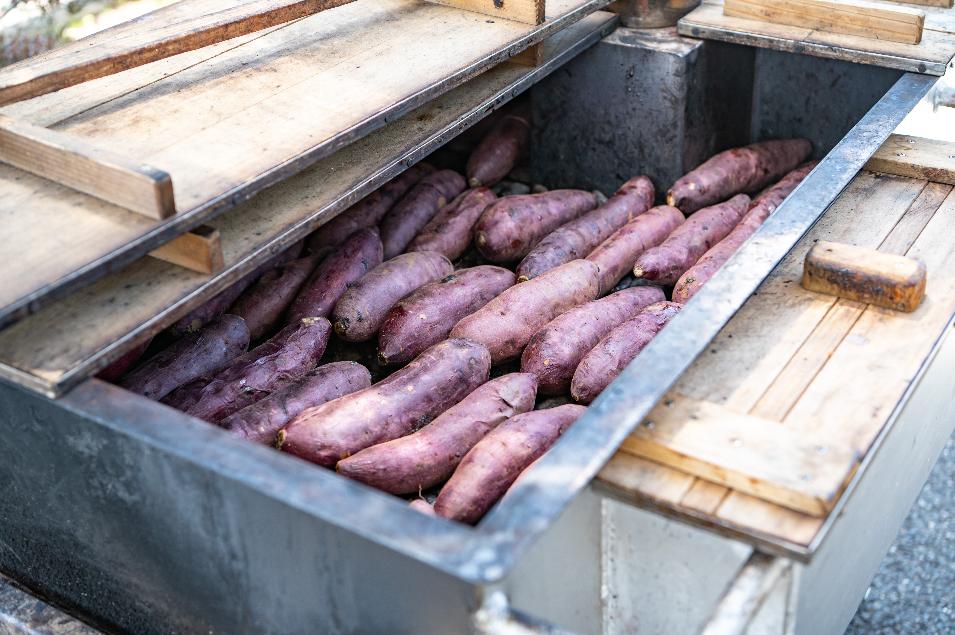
[845,435,954,634]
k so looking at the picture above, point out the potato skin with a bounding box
[287,228,383,323]
[96,337,152,383]
[517,176,654,281]
[229,254,321,341]
[585,205,685,295]
[466,114,530,188]
[222,361,371,444]
[633,195,750,285]
[520,287,665,396]
[332,251,453,342]
[379,169,467,259]
[450,260,600,365]
[433,404,586,524]
[378,265,515,366]
[407,188,497,261]
[667,139,812,214]
[474,190,598,263]
[571,301,682,403]
[673,162,815,302]
[337,373,538,494]
[120,315,250,400]
[279,338,491,467]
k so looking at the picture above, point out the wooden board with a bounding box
[0,11,618,397]
[0,0,611,330]
[426,0,546,24]
[148,226,225,274]
[865,134,955,184]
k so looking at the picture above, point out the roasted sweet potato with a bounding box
[466,114,530,188]
[666,139,812,214]
[633,195,750,285]
[520,287,665,395]
[673,162,816,302]
[406,188,497,261]
[337,373,537,494]
[96,337,152,383]
[287,228,383,323]
[516,176,654,281]
[222,361,371,444]
[306,164,434,256]
[585,205,685,295]
[379,170,467,259]
[378,265,515,366]
[433,404,586,524]
[332,251,453,343]
[571,301,682,403]
[229,254,321,341]
[450,260,600,365]
[278,338,491,467]
[120,315,250,400]
[474,190,598,263]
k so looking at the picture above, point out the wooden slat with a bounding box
[0,114,174,219]
[865,134,955,185]
[598,453,695,506]
[426,0,546,24]
[148,225,224,274]
[898,0,952,8]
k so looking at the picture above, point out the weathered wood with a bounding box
[897,0,952,8]
[148,225,224,274]
[426,0,546,24]
[865,134,955,185]
[511,42,545,65]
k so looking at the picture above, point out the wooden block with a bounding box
[0,114,175,219]
[865,135,955,185]
[424,0,546,24]
[723,0,925,45]
[148,226,224,274]
[802,241,926,312]
[895,0,952,7]
[510,42,545,66]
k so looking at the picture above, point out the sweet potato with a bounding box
[305,164,434,256]
[450,260,599,365]
[184,317,330,423]
[337,373,538,494]
[278,338,491,467]
[433,404,586,524]
[667,139,812,214]
[406,188,497,261]
[287,228,383,323]
[378,265,515,366]
[466,114,530,188]
[120,315,250,400]
[379,170,467,259]
[409,498,436,515]
[633,194,750,285]
[332,251,453,342]
[520,287,665,395]
[571,301,682,403]
[222,361,371,444]
[585,205,685,295]
[96,337,152,383]
[229,254,321,341]
[673,162,816,303]
[474,190,598,263]
[516,176,654,281]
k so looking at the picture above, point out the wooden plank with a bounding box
[0,0,357,107]
[0,114,174,219]
[426,0,546,24]
[715,492,823,547]
[148,226,224,274]
[511,42,546,65]
[680,480,729,515]
[865,134,955,184]
[723,0,925,45]
[898,0,952,8]
[597,453,696,506]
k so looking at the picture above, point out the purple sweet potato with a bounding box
[379,170,467,259]
[377,265,515,366]
[331,251,453,342]
[520,286,665,396]
[451,260,600,365]
[406,188,497,260]
[96,337,152,383]
[305,164,434,257]
[120,315,250,400]
[409,498,436,515]
[287,228,383,323]
[337,373,538,494]
[571,301,682,403]
[516,176,655,281]
[222,361,371,444]
[474,190,598,263]
[633,194,750,285]
[184,317,331,423]
[673,162,816,303]
[229,254,321,341]
[433,404,586,524]
[585,205,685,295]
[666,139,812,214]
[466,114,530,188]
[278,338,491,467]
